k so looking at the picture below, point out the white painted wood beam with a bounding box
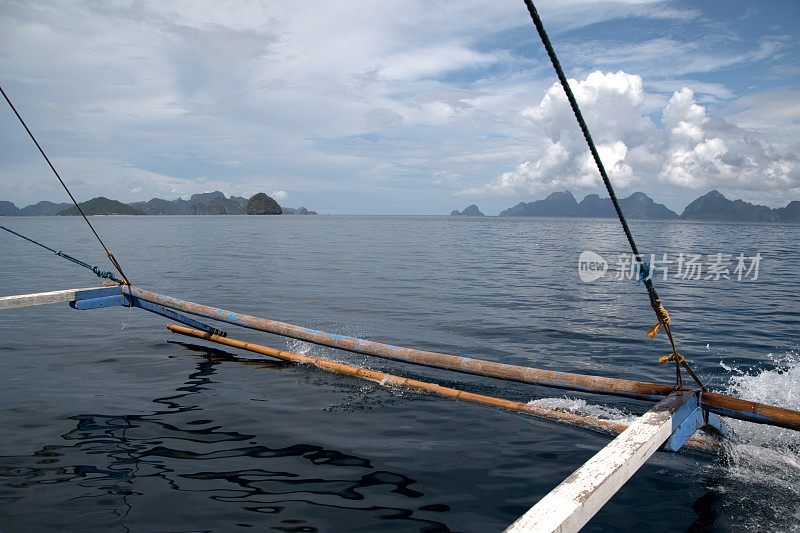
[506,391,698,533]
[0,287,110,310]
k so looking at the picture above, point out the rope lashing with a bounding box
[522,0,705,389]
[658,352,685,365]
[89,262,119,280]
[646,300,672,339]
[0,224,123,284]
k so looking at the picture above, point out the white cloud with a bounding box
[659,88,727,187]
[473,70,650,196]
[659,89,798,192]
[581,141,635,188]
[564,36,786,79]
[481,142,570,196]
[662,87,707,138]
[271,190,288,201]
[719,89,800,135]
[475,72,799,201]
[660,137,730,188]
[523,70,651,146]
[377,45,501,81]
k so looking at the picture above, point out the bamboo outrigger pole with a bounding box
[166,323,720,453]
[124,286,800,431]
[125,287,673,400]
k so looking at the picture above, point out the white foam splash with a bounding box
[525,356,800,529]
[711,351,800,530]
[285,330,374,369]
[721,350,800,451]
[286,339,314,355]
[526,397,638,424]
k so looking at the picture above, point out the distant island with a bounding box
[129,191,249,215]
[0,200,71,216]
[58,197,144,216]
[0,191,318,217]
[451,204,484,217]
[246,192,282,215]
[4,189,798,222]
[498,191,676,219]
[281,207,317,215]
[495,190,800,222]
[681,190,799,222]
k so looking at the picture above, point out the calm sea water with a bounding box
[1,215,798,532]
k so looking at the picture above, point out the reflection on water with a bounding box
[0,345,451,532]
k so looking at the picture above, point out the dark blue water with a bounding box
[1,215,798,531]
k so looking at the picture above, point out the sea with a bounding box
[0,215,798,532]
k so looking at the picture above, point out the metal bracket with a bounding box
[69,287,227,337]
[126,295,228,337]
[68,287,123,309]
[663,393,702,452]
[662,390,734,451]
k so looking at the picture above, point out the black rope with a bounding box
[1,225,122,283]
[522,0,705,389]
[0,84,131,285]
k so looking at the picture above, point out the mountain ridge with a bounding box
[2,190,797,220]
[498,190,679,219]
[0,192,317,216]
[497,190,798,222]
[58,197,144,216]
[451,204,485,216]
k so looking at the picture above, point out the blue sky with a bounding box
[0,0,798,214]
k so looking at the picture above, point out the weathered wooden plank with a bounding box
[0,286,112,310]
[505,392,698,533]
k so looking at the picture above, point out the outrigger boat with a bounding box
[2,2,799,531]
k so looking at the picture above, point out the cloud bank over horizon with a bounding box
[1,0,798,214]
[470,72,799,203]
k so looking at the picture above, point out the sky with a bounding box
[0,0,798,215]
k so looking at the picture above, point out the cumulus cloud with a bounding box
[660,88,798,192]
[662,87,707,140]
[476,70,651,196]
[475,71,799,200]
[522,70,650,144]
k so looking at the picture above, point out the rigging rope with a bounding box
[522,0,705,389]
[1,224,122,283]
[0,84,131,285]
